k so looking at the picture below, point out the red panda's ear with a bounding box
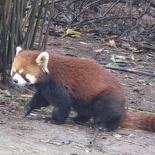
[36,52,49,73]
[16,46,23,56]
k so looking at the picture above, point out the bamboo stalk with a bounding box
[4,0,12,25]
[41,0,55,51]
[27,18,37,48]
[10,0,16,61]
[18,0,24,43]
[27,0,40,49]
[22,6,32,32]
[0,0,7,84]
[5,1,12,65]
[15,0,21,44]
[22,0,40,49]
[30,0,45,49]
[38,0,48,50]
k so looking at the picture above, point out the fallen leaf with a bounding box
[62,29,81,37]
[137,79,147,85]
[94,48,104,53]
[106,39,116,48]
[106,62,118,67]
[79,41,90,45]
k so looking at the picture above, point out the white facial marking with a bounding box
[10,67,16,77]
[19,69,24,74]
[26,74,37,84]
[13,73,27,86]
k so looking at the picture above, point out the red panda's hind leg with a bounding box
[51,107,71,124]
[93,90,124,131]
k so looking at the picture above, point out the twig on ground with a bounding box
[102,65,155,77]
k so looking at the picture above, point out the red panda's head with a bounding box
[11,47,49,86]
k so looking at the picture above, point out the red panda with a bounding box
[11,47,155,131]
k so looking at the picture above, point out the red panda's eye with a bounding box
[18,70,24,76]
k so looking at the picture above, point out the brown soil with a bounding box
[0,35,155,155]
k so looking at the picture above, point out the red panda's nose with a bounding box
[14,79,18,83]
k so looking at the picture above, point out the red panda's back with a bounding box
[48,54,125,105]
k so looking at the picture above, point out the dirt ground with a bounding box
[0,34,155,155]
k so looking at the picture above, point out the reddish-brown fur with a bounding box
[121,112,155,131]
[12,50,155,131]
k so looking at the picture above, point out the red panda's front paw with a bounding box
[23,105,33,116]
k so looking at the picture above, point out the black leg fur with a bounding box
[37,81,72,124]
[52,107,70,124]
[93,91,124,131]
[24,92,50,116]
[72,115,91,123]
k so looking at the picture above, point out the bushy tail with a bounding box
[120,112,155,131]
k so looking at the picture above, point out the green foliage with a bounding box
[0,0,55,84]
